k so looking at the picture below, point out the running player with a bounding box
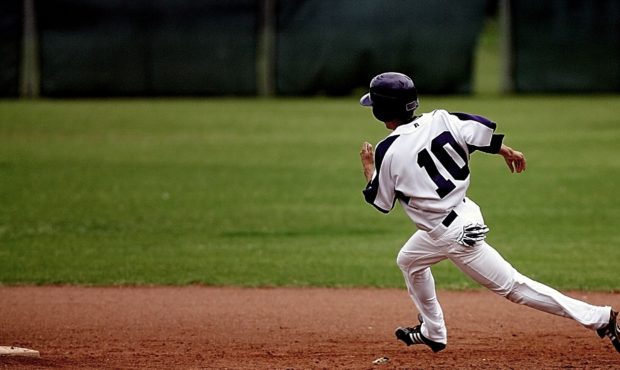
[358,72,619,353]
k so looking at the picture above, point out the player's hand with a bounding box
[360,142,375,182]
[499,145,526,173]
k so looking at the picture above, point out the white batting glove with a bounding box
[456,223,489,247]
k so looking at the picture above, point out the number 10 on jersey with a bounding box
[417,131,470,198]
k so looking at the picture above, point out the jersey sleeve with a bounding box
[362,135,399,213]
[449,112,504,154]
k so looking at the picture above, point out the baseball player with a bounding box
[358,72,619,353]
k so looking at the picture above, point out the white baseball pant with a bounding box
[396,197,611,344]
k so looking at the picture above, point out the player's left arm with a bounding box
[360,141,375,182]
[498,144,526,173]
[359,139,398,213]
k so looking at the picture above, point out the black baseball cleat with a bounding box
[597,309,620,353]
[395,325,446,353]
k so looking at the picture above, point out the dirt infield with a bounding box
[1,286,619,369]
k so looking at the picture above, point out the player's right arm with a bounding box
[498,144,526,173]
[443,110,525,173]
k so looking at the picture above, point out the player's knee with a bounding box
[488,284,514,299]
[396,250,413,272]
[500,273,528,303]
[486,271,521,299]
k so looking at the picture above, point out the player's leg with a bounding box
[396,231,448,344]
[440,197,612,330]
[448,241,611,330]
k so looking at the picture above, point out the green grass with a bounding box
[1,96,620,290]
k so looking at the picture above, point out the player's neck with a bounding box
[384,120,400,130]
[385,116,417,131]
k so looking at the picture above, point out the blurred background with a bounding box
[3,0,619,99]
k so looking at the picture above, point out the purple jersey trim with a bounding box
[468,134,504,154]
[450,112,497,130]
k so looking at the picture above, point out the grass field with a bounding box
[1,95,619,290]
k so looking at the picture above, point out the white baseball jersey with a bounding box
[363,109,504,231]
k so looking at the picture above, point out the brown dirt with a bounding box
[0,286,619,369]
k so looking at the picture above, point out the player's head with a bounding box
[360,72,419,124]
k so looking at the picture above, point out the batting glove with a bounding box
[456,223,489,247]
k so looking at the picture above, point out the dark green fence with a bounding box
[510,0,620,93]
[11,0,489,97]
[276,0,486,95]
[37,0,257,96]
[3,0,619,97]
[0,0,22,97]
